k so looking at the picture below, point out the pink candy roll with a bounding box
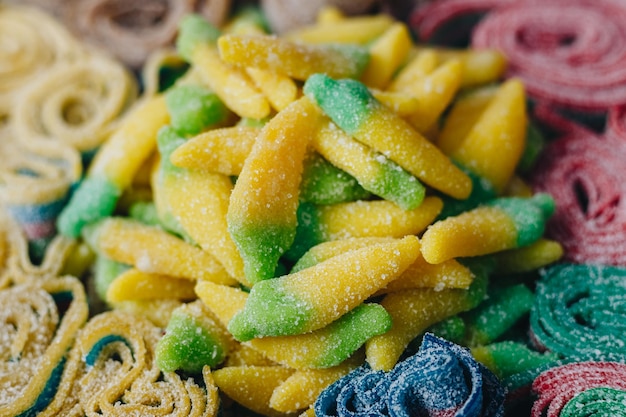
[529,105,626,266]
[412,0,626,112]
[531,361,626,417]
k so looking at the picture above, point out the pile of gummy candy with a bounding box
[1,0,626,416]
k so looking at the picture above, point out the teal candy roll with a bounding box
[530,263,626,363]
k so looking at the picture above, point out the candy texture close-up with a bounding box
[2,1,626,416]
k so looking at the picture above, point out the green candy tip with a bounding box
[176,14,221,62]
[227,311,256,342]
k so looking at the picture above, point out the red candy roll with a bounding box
[531,361,626,417]
[412,0,626,112]
[410,0,509,44]
[529,105,626,265]
[472,0,626,111]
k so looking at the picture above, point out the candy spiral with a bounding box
[529,109,626,266]
[0,211,76,287]
[0,277,88,416]
[531,361,626,417]
[62,0,231,69]
[315,333,505,417]
[0,4,84,115]
[0,137,82,246]
[45,310,219,416]
[530,263,626,363]
[411,0,626,111]
[12,53,137,154]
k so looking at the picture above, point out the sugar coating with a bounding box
[228,235,420,341]
[315,333,505,417]
[531,361,626,417]
[227,97,322,283]
[530,263,626,363]
[155,301,232,373]
[165,84,229,136]
[421,193,555,264]
[304,74,472,199]
[176,14,221,62]
[464,283,535,346]
[218,34,371,80]
[56,175,121,238]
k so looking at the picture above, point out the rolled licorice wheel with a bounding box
[315,333,505,417]
[0,276,88,417]
[529,109,626,265]
[529,263,626,363]
[44,310,219,416]
[472,0,626,112]
[61,0,232,69]
[530,361,626,417]
[412,0,626,112]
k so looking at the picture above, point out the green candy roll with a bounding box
[561,387,626,417]
[530,263,626,363]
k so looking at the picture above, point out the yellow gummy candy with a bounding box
[282,235,420,332]
[192,42,271,119]
[366,287,480,371]
[228,97,324,283]
[89,95,169,188]
[438,78,527,193]
[106,268,197,302]
[246,67,300,111]
[88,217,236,285]
[195,280,248,326]
[317,197,442,240]
[284,14,394,44]
[436,47,507,88]
[293,237,474,292]
[218,33,368,81]
[493,238,564,275]
[269,361,359,413]
[360,22,413,89]
[212,366,295,417]
[165,169,249,287]
[408,59,463,132]
[388,49,439,91]
[420,206,517,264]
[169,125,259,176]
